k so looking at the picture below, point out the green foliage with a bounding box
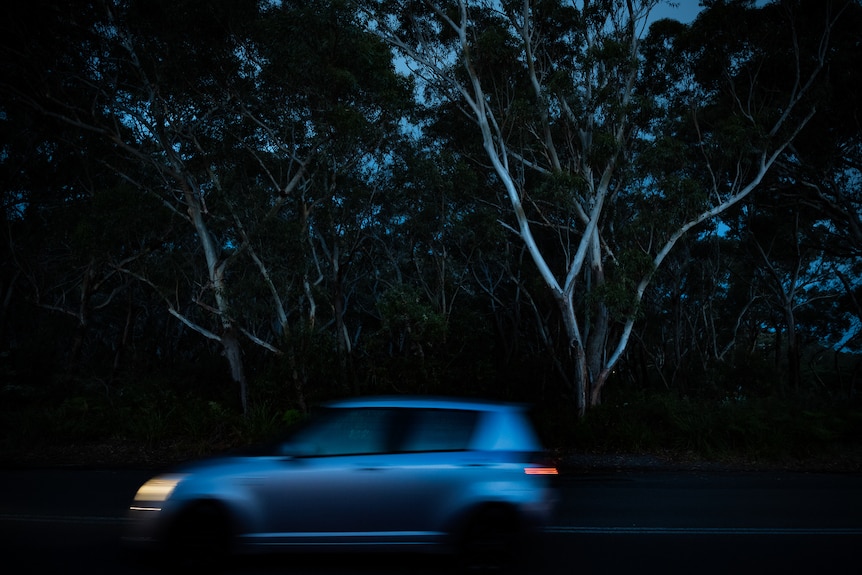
[377,285,447,344]
[361,286,449,394]
[548,392,862,464]
[532,171,588,213]
[0,369,312,464]
[1,0,861,463]
[3,360,861,468]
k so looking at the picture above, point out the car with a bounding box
[124,395,559,571]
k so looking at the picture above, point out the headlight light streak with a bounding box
[130,474,186,511]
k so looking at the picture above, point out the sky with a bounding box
[651,0,771,24]
[651,0,705,24]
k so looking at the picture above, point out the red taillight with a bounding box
[524,466,558,475]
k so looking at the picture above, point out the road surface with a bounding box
[1,467,860,574]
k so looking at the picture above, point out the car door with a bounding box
[252,407,401,544]
[353,408,482,536]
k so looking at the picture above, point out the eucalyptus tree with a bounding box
[0,1,166,376]
[360,144,515,396]
[761,0,862,356]
[1,0,412,411]
[364,0,849,416]
[215,0,413,407]
[634,0,862,396]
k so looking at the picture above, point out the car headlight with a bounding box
[130,474,186,510]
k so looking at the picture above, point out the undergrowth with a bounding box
[2,376,861,469]
[536,392,862,464]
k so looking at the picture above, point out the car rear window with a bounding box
[399,408,478,452]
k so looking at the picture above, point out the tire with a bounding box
[164,500,234,573]
[456,505,524,574]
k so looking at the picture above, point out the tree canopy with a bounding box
[2,0,860,420]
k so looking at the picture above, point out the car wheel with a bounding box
[456,505,524,574]
[164,500,234,573]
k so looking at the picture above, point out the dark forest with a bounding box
[2,0,861,468]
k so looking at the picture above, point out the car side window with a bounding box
[289,408,394,456]
[399,409,478,452]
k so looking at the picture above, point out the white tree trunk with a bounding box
[370,0,838,416]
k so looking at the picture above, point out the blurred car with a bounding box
[124,396,558,571]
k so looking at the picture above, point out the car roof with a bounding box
[324,395,528,412]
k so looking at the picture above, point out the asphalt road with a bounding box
[1,467,860,574]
